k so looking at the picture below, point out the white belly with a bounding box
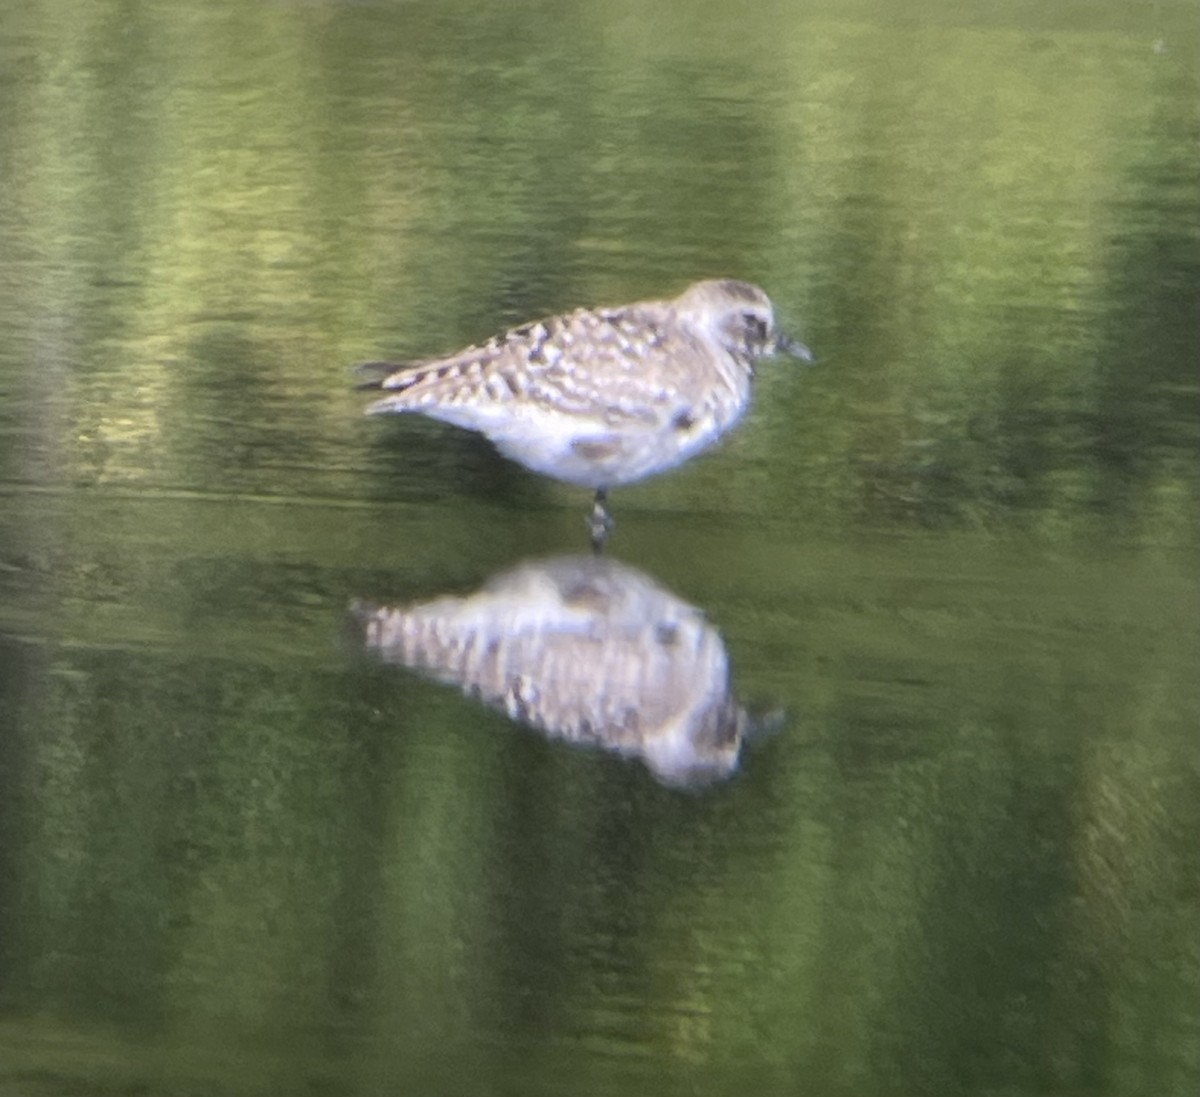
[481,405,744,489]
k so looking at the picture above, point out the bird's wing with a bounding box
[362,305,703,427]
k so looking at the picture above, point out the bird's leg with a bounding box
[588,488,614,553]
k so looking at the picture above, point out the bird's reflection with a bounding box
[353,554,758,787]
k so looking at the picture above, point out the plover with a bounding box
[359,279,812,545]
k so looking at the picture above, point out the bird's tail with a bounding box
[353,361,405,390]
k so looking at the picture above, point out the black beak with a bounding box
[772,333,815,362]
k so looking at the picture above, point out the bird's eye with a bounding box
[742,313,768,342]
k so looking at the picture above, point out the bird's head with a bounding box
[676,279,813,364]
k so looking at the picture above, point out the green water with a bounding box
[1,1,1197,1094]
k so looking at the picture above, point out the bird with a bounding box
[358,279,812,546]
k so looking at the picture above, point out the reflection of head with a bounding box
[354,555,750,788]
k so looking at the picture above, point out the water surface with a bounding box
[1,1,1197,1094]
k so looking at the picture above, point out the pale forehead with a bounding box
[715,279,770,304]
[687,279,772,310]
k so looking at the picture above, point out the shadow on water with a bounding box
[351,553,782,789]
